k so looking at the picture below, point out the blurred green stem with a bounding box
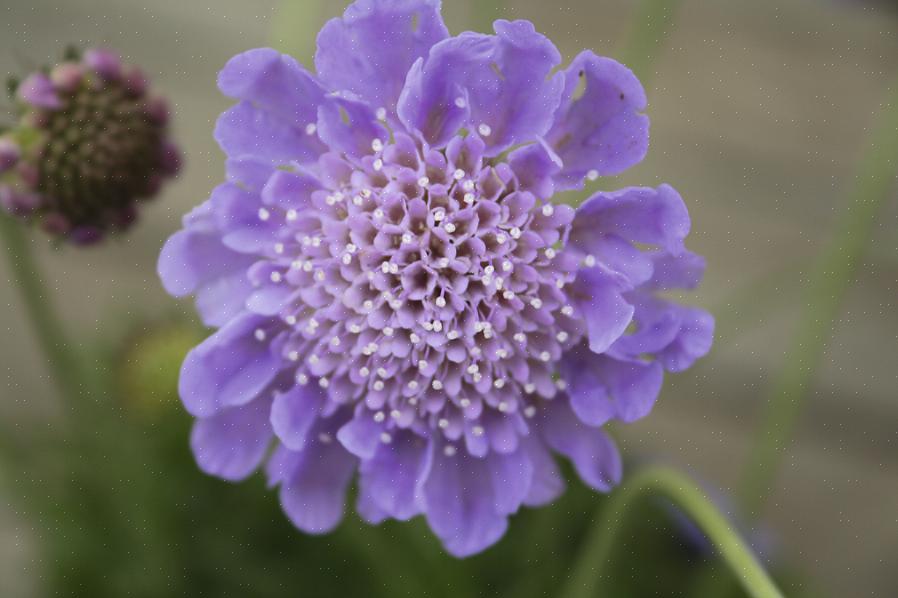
[739,80,898,518]
[620,0,681,82]
[560,467,783,598]
[0,215,83,404]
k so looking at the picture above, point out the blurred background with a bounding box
[1,0,896,596]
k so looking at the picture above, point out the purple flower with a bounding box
[0,48,180,244]
[159,0,713,557]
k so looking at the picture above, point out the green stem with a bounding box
[559,467,783,598]
[0,215,84,404]
[620,0,682,83]
[739,79,898,518]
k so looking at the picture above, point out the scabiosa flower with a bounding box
[0,48,180,244]
[159,0,713,557]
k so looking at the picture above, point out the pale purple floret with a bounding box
[158,0,713,557]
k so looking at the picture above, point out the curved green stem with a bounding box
[560,467,783,598]
[620,0,682,83]
[739,79,898,518]
[0,216,84,404]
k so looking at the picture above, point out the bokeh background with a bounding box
[1,0,896,596]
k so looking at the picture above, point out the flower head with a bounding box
[159,0,713,557]
[0,48,180,244]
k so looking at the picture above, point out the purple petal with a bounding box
[558,346,616,426]
[157,202,254,297]
[218,48,329,154]
[357,431,431,521]
[547,51,649,190]
[17,73,61,109]
[572,184,690,254]
[226,157,276,192]
[210,182,279,253]
[507,140,562,200]
[271,384,326,451]
[644,249,706,291]
[214,101,321,166]
[569,265,635,354]
[195,270,256,327]
[190,398,273,481]
[521,436,565,507]
[315,0,449,115]
[656,306,714,373]
[260,169,320,211]
[270,431,358,534]
[178,313,282,417]
[398,20,563,154]
[420,442,532,557]
[316,96,389,158]
[336,411,384,459]
[542,401,622,492]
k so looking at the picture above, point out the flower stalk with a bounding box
[0,214,84,404]
[739,79,898,518]
[559,467,784,598]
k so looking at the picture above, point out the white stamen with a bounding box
[531,298,543,309]
[377,368,389,378]
[308,354,320,364]
[318,432,332,443]
[257,207,270,221]
[460,398,471,408]
[418,176,430,187]
[556,331,569,343]
[380,432,393,444]
[383,327,394,337]
[444,222,456,233]
[453,169,465,180]
[373,208,384,219]
[330,337,341,347]
[438,418,450,429]
[373,158,384,171]
[432,380,443,390]
[288,350,300,361]
[270,271,282,283]
[524,406,537,418]
[433,208,446,222]
[318,377,330,389]
[418,360,429,371]
[524,383,536,394]
[297,373,309,385]
[402,233,413,244]
[495,233,507,244]
[464,193,475,204]
[353,195,363,206]
[478,123,492,137]
[314,270,326,282]
[502,260,513,272]
[363,299,374,310]
[510,227,522,239]
[498,401,509,412]
[342,254,352,265]
[360,367,371,377]
[435,296,447,308]
[374,411,385,422]
[540,351,551,362]
[391,409,402,420]
[587,169,599,181]
[583,254,597,268]
[555,379,568,391]
[545,248,556,259]
[513,332,526,343]
[443,445,457,457]
[496,349,508,359]
[376,107,387,121]
[432,320,443,332]
[373,380,385,391]
[302,262,313,272]
[447,330,461,340]
[410,333,421,344]
[274,243,285,254]
[371,138,384,152]
[462,179,475,192]
[285,315,297,326]
[254,328,267,341]
[561,305,574,317]
[542,204,555,217]
[437,257,450,268]
[472,425,485,437]
[454,97,466,108]
[494,379,506,389]
[361,188,372,198]
[286,209,298,221]
[305,123,317,135]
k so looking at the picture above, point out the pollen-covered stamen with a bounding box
[259,131,581,447]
